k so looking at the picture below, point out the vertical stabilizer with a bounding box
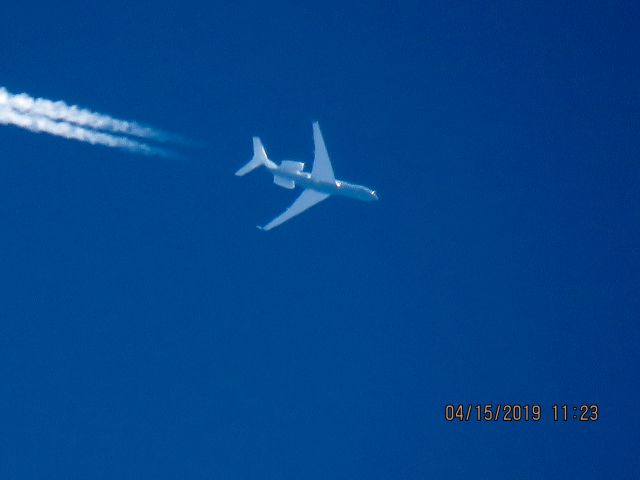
[235,137,276,176]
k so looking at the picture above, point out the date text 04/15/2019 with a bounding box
[444,404,599,422]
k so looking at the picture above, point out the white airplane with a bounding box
[235,122,378,231]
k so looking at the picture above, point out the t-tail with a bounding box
[235,137,276,176]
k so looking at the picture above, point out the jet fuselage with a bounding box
[269,163,378,202]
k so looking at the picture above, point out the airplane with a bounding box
[235,122,378,231]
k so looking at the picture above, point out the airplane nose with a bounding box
[371,190,379,200]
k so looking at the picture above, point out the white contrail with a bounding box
[0,86,177,143]
[0,86,183,157]
[0,104,172,157]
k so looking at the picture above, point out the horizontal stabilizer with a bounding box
[235,137,276,176]
[274,175,295,189]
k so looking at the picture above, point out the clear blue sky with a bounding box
[1,1,639,478]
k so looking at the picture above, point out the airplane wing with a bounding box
[311,122,335,182]
[258,189,329,231]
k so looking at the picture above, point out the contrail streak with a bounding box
[0,86,177,142]
[0,104,172,157]
[0,86,181,157]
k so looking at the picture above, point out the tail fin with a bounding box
[235,137,276,176]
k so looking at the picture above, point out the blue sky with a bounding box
[1,1,639,478]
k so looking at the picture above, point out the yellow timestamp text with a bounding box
[444,404,599,422]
